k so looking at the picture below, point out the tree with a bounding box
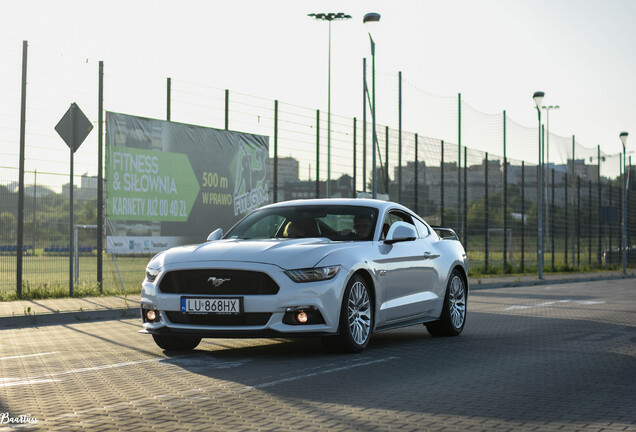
[0,212,16,243]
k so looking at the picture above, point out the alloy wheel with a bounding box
[448,275,466,329]
[347,281,372,345]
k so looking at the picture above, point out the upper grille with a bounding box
[159,269,279,295]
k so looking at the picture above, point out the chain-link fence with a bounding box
[1,40,634,296]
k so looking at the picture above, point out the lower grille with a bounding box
[165,312,272,326]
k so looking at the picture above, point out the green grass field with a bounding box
[0,253,149,300]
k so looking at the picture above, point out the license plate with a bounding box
[180,297,242,315]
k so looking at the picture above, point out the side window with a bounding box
[414,218,430,238]
[380,210,415,240]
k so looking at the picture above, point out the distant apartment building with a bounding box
[62,173,98,200]
[269,157,299,186]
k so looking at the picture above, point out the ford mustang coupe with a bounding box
[140,199,468,353]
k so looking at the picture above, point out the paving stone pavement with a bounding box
[0,278,633,431]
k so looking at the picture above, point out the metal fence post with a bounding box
[17,40,28,297]
[353,117,357,198]
[609,183,612,263]
[458,94,462,241]
[589,179,592,266]
[362,58,367,194]
[571,135,575,265]
[577,176,581,267]
[503,111,508,270]
[224,89,229,130]
[273,100,278,202]
[484,152,489,272]
[97,61,104,290]
[629,157,632,255]
[385,126,389,194]
[539,126,544,278]
[69,103,75,297]
[463,146,468,250]
[551,168,555,271]
[167,77,171,121]
[597,145,602,265]
[441,140,445,226]
[458,93,462,155]
[565,172,568,266]
[458,144,461,240]
[316,109,320,198]
[521,161,525,271]
[398,71,402,203]
[621,154,625,273]
[414,133,419,214]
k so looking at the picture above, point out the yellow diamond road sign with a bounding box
[55,103,93,153]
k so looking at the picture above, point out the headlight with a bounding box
[285,265,341,283]
[145,265,161,282]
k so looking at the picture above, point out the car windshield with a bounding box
[225,205,379,241]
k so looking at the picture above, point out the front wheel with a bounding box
[323,274,373,353]
[426,269,467,337]
[152,334,201,351]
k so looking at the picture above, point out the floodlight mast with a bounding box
[308,12,352,197]
[533,91,545,279]
[363,12,381,198]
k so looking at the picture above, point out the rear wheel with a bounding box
[323,274,373,353]
[152,334,201,351]
[426,269,467,337]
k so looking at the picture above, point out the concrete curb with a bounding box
[0,307,140,329]
[469,273,636,290]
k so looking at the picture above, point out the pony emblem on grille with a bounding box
[207,277,231,287]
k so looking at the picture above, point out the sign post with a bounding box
[55,103,93,296]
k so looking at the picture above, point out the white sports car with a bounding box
[140,199,468,353]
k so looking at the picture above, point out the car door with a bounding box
[376,210,438,324]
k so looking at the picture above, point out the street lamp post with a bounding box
[363,12,381,199]
[308,12,352,197]
[620,131,628,275]
[533,91,545,278]
[541,105,559,248]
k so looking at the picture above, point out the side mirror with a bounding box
[206,228,223,242]
[384,223,417,244]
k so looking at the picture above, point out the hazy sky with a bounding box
[1,0,635,179]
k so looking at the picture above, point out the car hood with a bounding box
[157,238,361,270]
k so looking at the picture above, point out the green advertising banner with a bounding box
[108,146,199,221]
[105,112,269,253]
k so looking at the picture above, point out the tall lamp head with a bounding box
[533,91,545,110]
[620,132,628,150]
[363,12,381,39]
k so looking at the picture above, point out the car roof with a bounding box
[260,198,408,213]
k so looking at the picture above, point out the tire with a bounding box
[426,269,467,337]
[152,334,201,351]
[323,274,373,353]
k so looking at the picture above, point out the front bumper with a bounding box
[140,261,347,338]
[139,326,335,338]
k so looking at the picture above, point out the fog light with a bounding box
[146,310,157,321]
[283,306,326,326]
[297,311,308,323]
